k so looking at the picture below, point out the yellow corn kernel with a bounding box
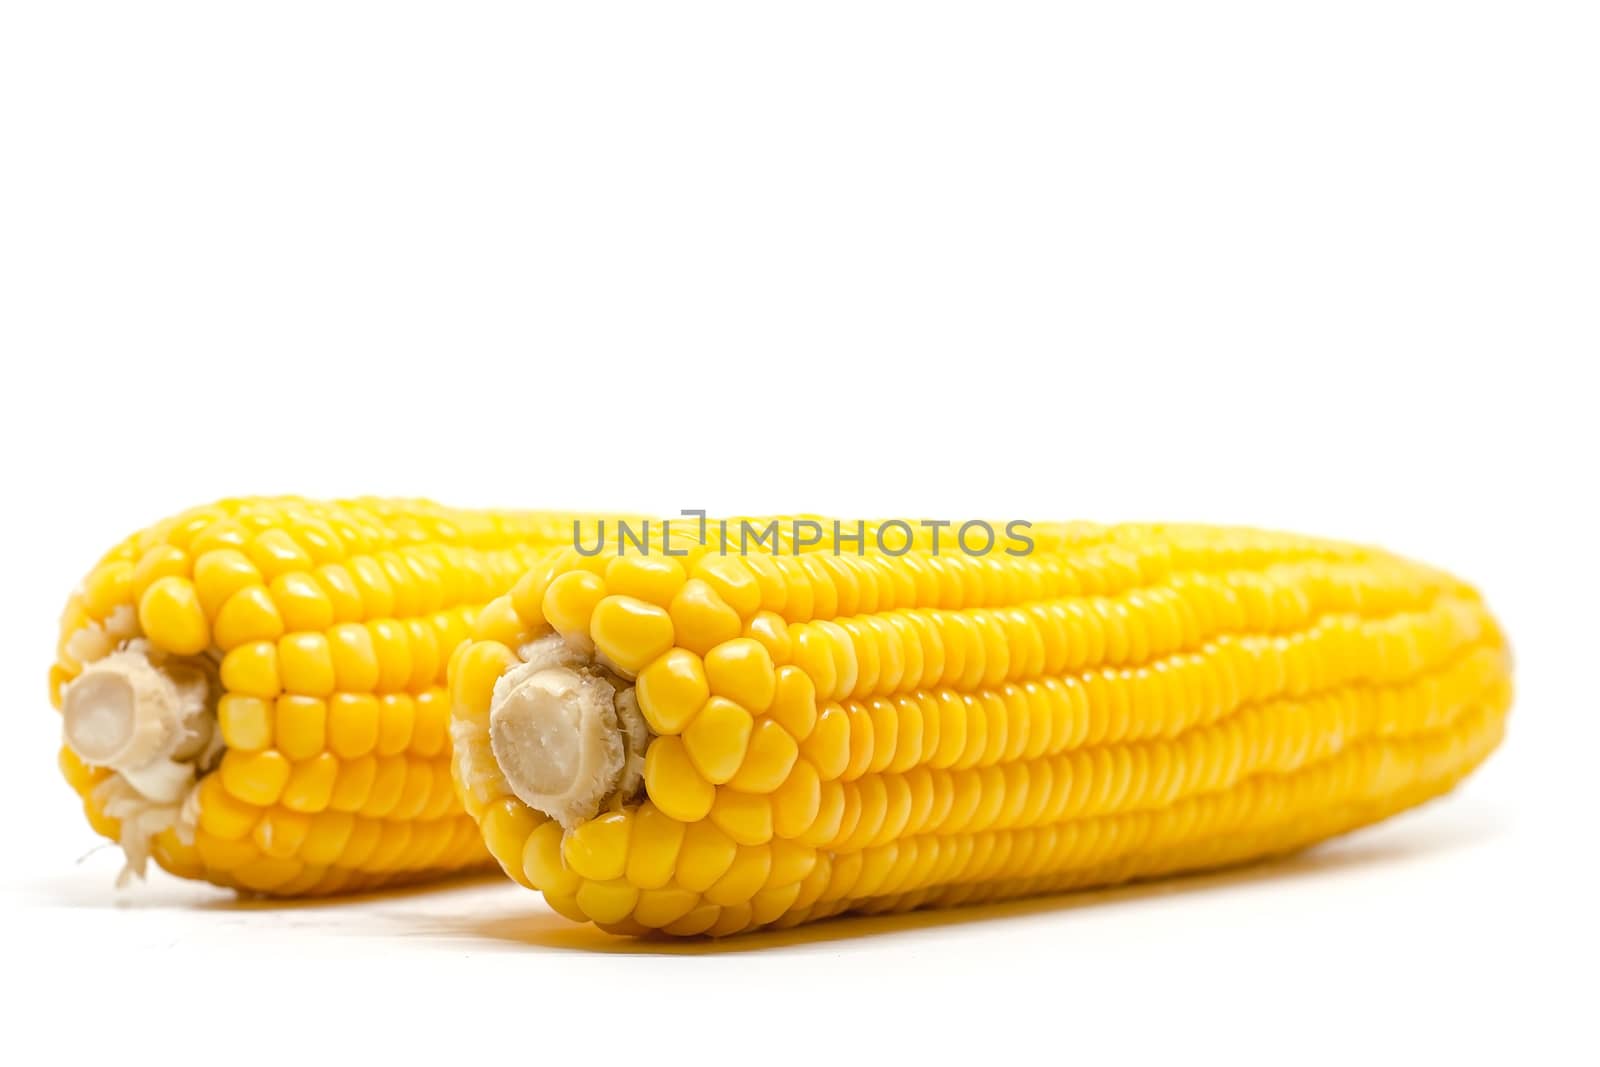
[312,563,364,622]
[195,774,260,840]
[253,808,311,859]
[727,719,800,793]
[246,529,313,580]
[359,757,408,818]
[576,879,640,925]
[278,632,336,696]
[704,844,771,906]
[634,887,700,928]
[193,549,262,618]
[480,799,544,887]
[542,889,587,924]
[704,638,777,713]
[289,517,342,565]
[800,703,851,780]
[750,884,802,926]
[562,811,632,882]
[368,619,413,692]
[644,736,716,822]
[411,690,450,758]
[624,804,686,890]
[768,665,819,741]
[605,555,687,608]
[508,561,555,625]
[471,594,525,647]
[280,755,339,812]
[590,595,675,675]
[213,585,286,649]
[273,695,326,761]
[338,817,383,869]
[188,518,249,556]
[138,577,210,655]
[682,697,754,784]
[693,557,762,618]
[743,555,789,616]
[674,819,738,892]
[743,610,792,665]
[415,814,461,867]
[131,545,189,599]
[376,694,415,756]
[269,572,335,633]
[328,755,377,812]
[194,830,259,872]
[348,556,395,618]
[327,622,380,691]
[708,789,772,846]
[326,693,381,758]
[841,703,877,780]
[789,624,838,702]
[407,614,445,685]
[299,811,356,867]
[662,903,722,937]
[766,838,818,888]
[635,649,709,735]
[220,641,281,699]
[772,758,823,838]
[542,570,606,640]
[704,903,754,938]
[219,749,292,806]
[451,640,520,719]
[365,821,414,870]
[217,694,273,751]
[522,820,580,895]
[233,856,304,893]
[83,560,134,619]
[390,762,435,820]
[668,579,743,656]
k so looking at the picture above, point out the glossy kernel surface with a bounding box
[448,519,1513,936]
[52,497,594,895]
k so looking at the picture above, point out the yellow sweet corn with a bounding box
[51,497,604,895]
[449,520,1512,936]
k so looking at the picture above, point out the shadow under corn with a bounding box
[431,812,1507,956]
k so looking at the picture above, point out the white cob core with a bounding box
[487,635,649,829]
[59,642,217,883]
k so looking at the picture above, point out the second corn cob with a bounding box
[449,520,1511,936]
[51,497,604,895]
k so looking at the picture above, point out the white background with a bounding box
[2,2,1595,1063]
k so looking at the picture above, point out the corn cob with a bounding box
[449,520,1511,936]
[51,497,602,895]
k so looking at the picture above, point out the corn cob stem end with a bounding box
[488,635,648,829]
[60,642,217,881]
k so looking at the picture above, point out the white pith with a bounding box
[60,627,222,886]
[488,634,649,829]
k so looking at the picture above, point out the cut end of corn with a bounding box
[487,635,647,828]
[62,644,211,779]
[59,642,218,881]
